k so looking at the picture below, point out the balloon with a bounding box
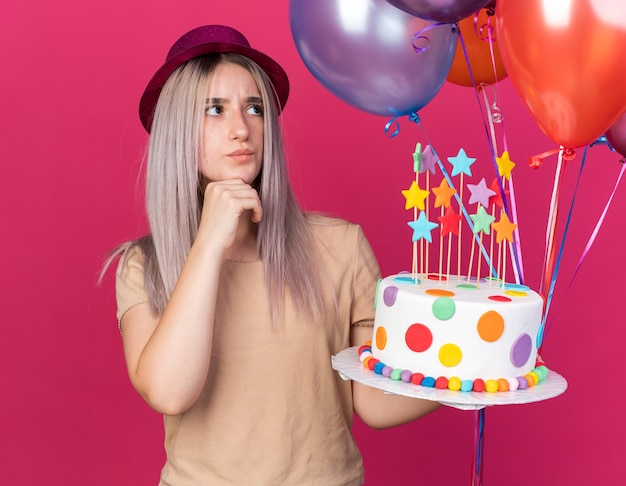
[386,0,491,23]
[446,8,507,87]
[496,0,626,149]
[606,112,626,157]
[290,0,457,117]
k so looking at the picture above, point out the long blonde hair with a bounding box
[119,53,323,323]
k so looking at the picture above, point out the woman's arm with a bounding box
[350,325,441,429]
[119,180,262,416]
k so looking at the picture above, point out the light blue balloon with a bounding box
[289,0,457,117]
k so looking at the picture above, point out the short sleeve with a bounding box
[351,227,381,326]
[115,246,150,324]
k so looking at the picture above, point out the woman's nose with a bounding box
[229,111,249,140]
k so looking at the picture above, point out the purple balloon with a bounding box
[386,0,491,23]
[290,0,457,117]
[606,111,626,157]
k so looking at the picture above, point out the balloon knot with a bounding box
[408,112,421,124]
[562,148,576,161]
[528,156,543,169]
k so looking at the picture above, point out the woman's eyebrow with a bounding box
[205,96,263,104]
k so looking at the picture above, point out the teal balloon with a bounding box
[290,0,457,117]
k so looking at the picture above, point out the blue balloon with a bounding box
[290,0,457,117]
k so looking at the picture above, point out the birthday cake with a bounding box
[363,273,548,392]
[359,145,549,393]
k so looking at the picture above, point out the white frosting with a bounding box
[372,274,544,382]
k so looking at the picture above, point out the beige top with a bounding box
[116,216,380,485]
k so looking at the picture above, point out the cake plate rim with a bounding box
[331,346,568,410]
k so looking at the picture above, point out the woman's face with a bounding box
[201,61,264,184]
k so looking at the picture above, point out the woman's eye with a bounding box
[247,104,263,116]
[206,105,222,116]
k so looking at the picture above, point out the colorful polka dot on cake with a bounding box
[504,283,530,292]
[505,290,527,297]
[432,297,456,320]
[477,310,504,342]
[439,343,462,367]
[405,323,433,352]
[383,286,398,306]
[511,333,532,367]
[375,327,387,350]
[488,295,511,302]
[425,288,454,297]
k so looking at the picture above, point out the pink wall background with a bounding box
[2,0,625,484]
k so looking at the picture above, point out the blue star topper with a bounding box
[447,148,476,177]
[408,211,438,243]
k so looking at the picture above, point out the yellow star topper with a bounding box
[496,151,516,180]
[402,181,430,211]
[431,178,457,208]
[491,212,518,243]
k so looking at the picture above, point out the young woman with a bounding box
[114,24,439,485]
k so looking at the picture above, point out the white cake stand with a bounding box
[331,346,568,410]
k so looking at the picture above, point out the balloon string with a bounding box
[412,22,456,53]
[481,14,526,284]
[474,10,502,91]
[539,148,584,347]
[460,23,524,284]
[485,16,502,95]
[543,155,625,344]
[386,22,456,136]
[528,147,576,169]
[480,86,524,285]
[471,409,485,486]
[540,148,569,298]
[384,112,421,138]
